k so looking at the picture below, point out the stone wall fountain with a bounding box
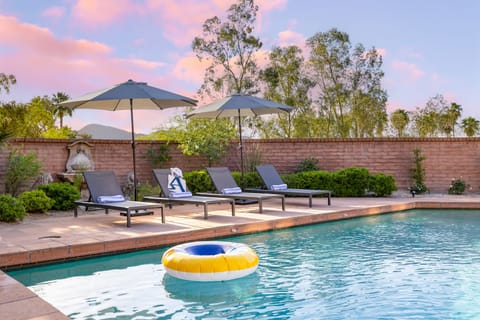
[57,141,94,183]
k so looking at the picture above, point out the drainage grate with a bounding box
[38,235,62,239]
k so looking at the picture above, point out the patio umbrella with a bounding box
[187,94,293,189]
[60,79,197,200]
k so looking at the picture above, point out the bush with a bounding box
[368,173,398,197]
[39,182,81,210]
[295,157,320,173]
[448,177,470,195]
[183,170,215,193]
[18,190,55,213]
[0,194,27,222]
[5,149,42,196]
[282,170,333,191]
[136,182,161,200]
[332,167,370,197]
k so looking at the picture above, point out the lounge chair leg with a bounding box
[328,193,331,206]
[203,204,208,219]
[74,206,78,217]
[259,200,263,213]
[231,202,235,216]
[281,198,285,211]
[161,207,165,223]
[126,210,131,227]
[309,195,313,208]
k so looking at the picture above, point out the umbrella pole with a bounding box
[238,109,245,190]
[130,98,138,201]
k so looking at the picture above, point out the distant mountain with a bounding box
[78,124,145,140]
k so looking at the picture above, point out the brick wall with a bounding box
[1,137,479,194]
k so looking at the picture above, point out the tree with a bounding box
[461,117,479,137]
[440,102,462,137]
[192,0,262,98]
[413,94,448,137]
[306,29,387,138]
[390,109,410,137]
[259,45,314,138]
[0,97,55,138]
[0,73,16,95]
[51,92,71,128]
[166,115,236,167]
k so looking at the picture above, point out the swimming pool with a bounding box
[9,209,480,319]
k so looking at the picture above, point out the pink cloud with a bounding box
[145,0,286,47]
[172,53,209,84]
[71,0,143,28]
[0,15,186,102]
[277,30,306,47]
[42,6,66,19]
[391,60,425,81]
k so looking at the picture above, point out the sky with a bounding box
[0,0,478,134]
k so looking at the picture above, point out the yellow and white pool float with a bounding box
[162,241,259,281]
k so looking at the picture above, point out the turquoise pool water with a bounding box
[9,209,480,319]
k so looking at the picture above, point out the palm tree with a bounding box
[461,117,479,137]
[390,109,410,137]
[51,92,71,128]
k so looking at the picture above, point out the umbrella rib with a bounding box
[112,100,121,111]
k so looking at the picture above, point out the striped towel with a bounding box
[96,195,126,203]
[169,191,193,198]
[222,187,242,194]
[271,184,288,191]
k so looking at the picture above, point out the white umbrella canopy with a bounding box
[187,94,293,189]
[61,79,197,200]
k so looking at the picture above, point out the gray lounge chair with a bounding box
[74,171,165,227]
[245,164,332,207]
[197,167,285,213]
[143,169,235,219]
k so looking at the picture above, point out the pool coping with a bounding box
[1,197,480,319]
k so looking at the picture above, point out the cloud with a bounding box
[0,14,177,101]
[391,60,425,81]
[144,0,287,47]
[71,0,142,28]
[276,30,306,48]
[42,6,66,19]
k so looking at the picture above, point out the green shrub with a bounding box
[448,177,470,195]
[283,170,333,191]
[295,157,320,173]
[183,170,215,193]
[5,149,42,196]
[39,182,81,210]
[136,181,161,200]
[18,190,55,213]
[0,194,27,222]
[368,173,398,196]
[235,171,263,189]
[332,167,370,197]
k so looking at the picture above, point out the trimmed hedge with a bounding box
[183,167,397,197]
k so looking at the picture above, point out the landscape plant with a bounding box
[409,148,428,194]
[448,177,470,195]
[0,194,27,222]
[5,149,42,196]
[18,190,55,213]
[39,182,81,210]
[295,157,320,173]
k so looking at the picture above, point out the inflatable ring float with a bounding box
[162,241,259,281]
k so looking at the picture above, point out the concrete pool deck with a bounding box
[1,193,480,319]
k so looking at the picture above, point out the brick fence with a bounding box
[1,137,479,194]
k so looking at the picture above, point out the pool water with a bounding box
[9,209,480,319]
